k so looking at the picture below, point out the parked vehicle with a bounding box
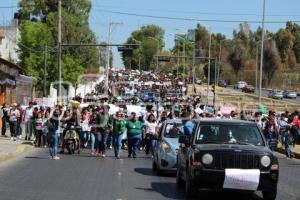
[234,81,247,89]
[217,80,227,88]
[176,119,279,200]
[142,92,156,102]
[283,89,297,99]
[196,79,202,85]
[268,89,284,100]
[242,84,255,93]
[152,119,185,175]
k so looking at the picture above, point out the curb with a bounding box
[276,147,300,159]
[0,145,35,162]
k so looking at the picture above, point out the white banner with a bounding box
[223,169,260,191]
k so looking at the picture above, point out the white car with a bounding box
[234,81,247,89]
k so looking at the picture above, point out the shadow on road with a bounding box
[136,182,183,200]
[24,156,48,160]
[134,167,174,177]
[137,181,263,200]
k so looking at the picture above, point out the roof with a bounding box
[0,57,23,72]
[193,118,256,125]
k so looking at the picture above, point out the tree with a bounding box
[275,28,294,63]
[262,41,281,85]
[227,44,246,77]
[18,21,55,92]
[122,24,165,70]
[203,61,223,82]
[17,0,99,94]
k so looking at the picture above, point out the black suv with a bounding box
[176,119,279,200]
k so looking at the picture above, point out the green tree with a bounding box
[122,24,165,70]
[17,0,99,94]
[227,44,246,77]
[275,28,294,63]
[203,61,223,82]
[262,41,281,85]
[18,21,55,92]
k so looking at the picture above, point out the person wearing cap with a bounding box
[126,112,144,158]
[9,103,20,141]
[24,102,34,140]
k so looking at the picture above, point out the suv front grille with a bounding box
[204,152,261,170]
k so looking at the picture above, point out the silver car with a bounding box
[283,90,297,99]
[152,119,184,175]
[268,89,283,100]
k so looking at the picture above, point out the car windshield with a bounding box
[164,123,183,138]
[195,124,264,146]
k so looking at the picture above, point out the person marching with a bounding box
[112,111,126,159]
[126,112,144,158]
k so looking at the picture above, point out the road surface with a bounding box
[0,149,299,200]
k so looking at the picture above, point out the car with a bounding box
[268,89,283,100]
[217,80,227,88]
[142,93,155,102]
[176,119,279,200]
[242,84,255,93]
[283,89,297,99]
[196,79,202,85]
[152,119,185,175]
[234,81,247,89]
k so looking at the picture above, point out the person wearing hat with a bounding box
[9,103,20,141]
[126,112,144,158]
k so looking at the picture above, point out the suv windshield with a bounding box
[164,123,183,138]
[195,124,264,146]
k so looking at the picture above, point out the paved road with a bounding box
[0,149,299,200]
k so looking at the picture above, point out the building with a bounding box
[0,19,20,62]
[0,57,36,105]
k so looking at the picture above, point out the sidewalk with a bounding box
[0,136,34,162]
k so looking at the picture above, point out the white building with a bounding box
[0,19,20,62]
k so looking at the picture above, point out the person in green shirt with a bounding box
[112,111,126,159]
[126,112,144,158]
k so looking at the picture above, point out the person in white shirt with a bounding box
[144,114,158,156]
[9,103,20,141]
[24,102,34,140]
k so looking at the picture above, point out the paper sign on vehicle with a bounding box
[223,169,260,191]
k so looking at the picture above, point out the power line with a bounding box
[94,5,300,17]
[94,8,300,24]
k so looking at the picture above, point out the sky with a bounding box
[1,0,300,67]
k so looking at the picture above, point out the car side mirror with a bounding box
[179,135,190,145]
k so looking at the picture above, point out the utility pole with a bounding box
[217,40,223,84]
[255,44,259,96]
[192,41,196,89]
[105,22,122,94]
[213,60,217,113]
[57,0,62,103]
[177,47,179,78]
[207,32,212,106]
[259,0,266,105]
[44,44,47,97]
